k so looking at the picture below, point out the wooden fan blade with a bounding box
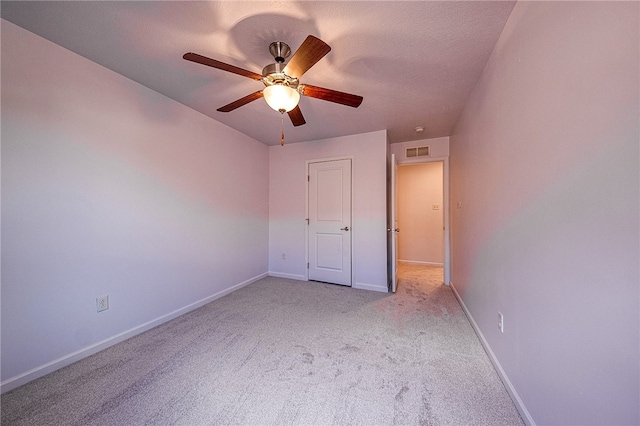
[217,91,264,112]
[287,105,306,127]
[300,84,363,108]
[183,52,263,81]
[283,35,331,79]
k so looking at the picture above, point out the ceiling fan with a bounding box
[183,35,363,128]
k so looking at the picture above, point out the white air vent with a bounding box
[406,146,430,158]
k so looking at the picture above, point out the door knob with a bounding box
[341,226,350,231]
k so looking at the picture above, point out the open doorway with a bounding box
[396,161,444,285]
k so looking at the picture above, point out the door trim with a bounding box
[305,156,355,285]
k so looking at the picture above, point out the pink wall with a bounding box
[268,131,388,292]
[450,2,639,424]
[397,163,444,264]
[1,21,269,389]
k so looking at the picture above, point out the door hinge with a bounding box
[307,175,310,182]
[307,262,309,269]
[306,218,309,225]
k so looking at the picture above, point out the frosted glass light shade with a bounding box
[263,84,300,112]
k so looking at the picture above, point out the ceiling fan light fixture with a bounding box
[263,84,300,113]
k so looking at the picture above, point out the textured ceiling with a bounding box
[1,1,515,146]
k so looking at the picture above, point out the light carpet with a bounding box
[1,265,523,425]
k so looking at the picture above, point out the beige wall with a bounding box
[397,162,443,264]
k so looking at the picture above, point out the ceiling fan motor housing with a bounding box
[262,62,299,90]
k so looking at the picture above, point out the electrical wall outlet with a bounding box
[97,295,109,312]
[282,253,286,260]
[498,312,504,333]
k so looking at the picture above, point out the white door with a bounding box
[389,154,399,292]
[308,159,352,286]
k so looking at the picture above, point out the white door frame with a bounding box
[389,153,398,292]
[305,156,355,285]
[395,156,450,285]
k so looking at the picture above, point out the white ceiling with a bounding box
[1,1,515,146]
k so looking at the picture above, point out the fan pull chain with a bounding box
[280,111,285,146]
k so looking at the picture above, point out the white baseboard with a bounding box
[268,271,307,281]
[0,272,268,394]
[449,282,535,426]
[399,260,444,267]
[353,282,389,293]
[268,272,387,294]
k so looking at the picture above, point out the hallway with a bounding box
[397,263,444,290]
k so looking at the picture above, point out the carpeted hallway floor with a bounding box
[1,265,523,425]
